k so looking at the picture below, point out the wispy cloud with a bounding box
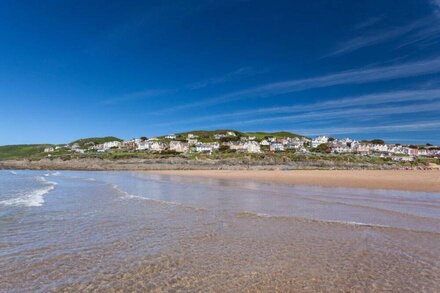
[353,16,384,30]
[291,120,440,136]
[431,0,440,18]
[155,88,440,127]
[163,56,440,112]
[102,89,175,105]
[186,67,260,90]
[205,101,440,128]
[327,17,433,57]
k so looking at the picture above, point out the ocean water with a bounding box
[1,170,440,292]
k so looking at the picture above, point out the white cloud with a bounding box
[207,101,440,128]
[292,120,440,136]
[431,0,440,18]
[327,18,431,57]
[155,89,440,127]
[164,56,440,112]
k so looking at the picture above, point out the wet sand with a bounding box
[150,170,440,193]
[2,170,440,292]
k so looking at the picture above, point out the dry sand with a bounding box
[150,170,440,193]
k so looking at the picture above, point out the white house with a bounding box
[194,142,219,154]
[226,131,236,137]
[136,140,150,151]
[270,142,285,152]
[103,141,121,150]
[44,147,54,153]
[260,139,270,146]
[150,142,165,152]
[169,141,189,153]
[165,134,177,139]
[187,133,199,139]
[332,146,352,153]
[354,144,370,155]
[187,138,198,145]
[311,136,329,148]
[244,141,261,153]
[227,142,247,152]
[369,144,389,153]
[214,133,226,139]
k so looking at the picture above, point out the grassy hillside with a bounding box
[173,130,244,139]
[70,136,122,148]
[0,144,50,160]
[244,131,306,139]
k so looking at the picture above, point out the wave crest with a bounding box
[0,176,57,207]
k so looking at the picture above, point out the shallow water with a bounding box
[1,170,439,292]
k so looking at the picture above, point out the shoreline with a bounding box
[0,158,428,171]
[148,170,440,193]
[1,159,439,193]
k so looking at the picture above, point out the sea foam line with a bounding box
[235,211,392,228]
[0,176,57,207]
[110,184,204,210]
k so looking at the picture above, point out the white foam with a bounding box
[0,176,57,207]
[236,211,392,228]
[9,171,17,175]
[111,184,194,208]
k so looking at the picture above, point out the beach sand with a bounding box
[150,170,440,193]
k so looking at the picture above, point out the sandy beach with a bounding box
[150,170,440,193]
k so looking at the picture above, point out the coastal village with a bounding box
[44,130,440,163]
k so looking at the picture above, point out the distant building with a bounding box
[150,142,165,152]
[270,142,285,152]
[187,133,199,139]
[170,141,189,153]
[103,141,121,150]
[194,142,219,154]
[44,147,54,153]
[244,141,261,153]
[165,134,177,139]
[260,139,270,146]
[311,136,329,148]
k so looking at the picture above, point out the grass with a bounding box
[0,144,49,160]
[244,131,306,139]
[70,136,122,148]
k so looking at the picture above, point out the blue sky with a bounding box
[1,0,440,145]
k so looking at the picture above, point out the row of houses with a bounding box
[85,133,310,155]
[47,133,438,159]
[312,136,440,158]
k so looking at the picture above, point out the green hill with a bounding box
[169,130,307,140]
[0,144,51,160]
[172,130,244,139]
[70,136,122,148]
[244,131,306,139]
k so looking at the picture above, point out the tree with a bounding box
[370,139,385,145]
[316,143,331,153]
[219,145,230,152]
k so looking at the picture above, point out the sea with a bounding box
[1,170,440,292]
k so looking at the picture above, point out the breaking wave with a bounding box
[0,176,57,207]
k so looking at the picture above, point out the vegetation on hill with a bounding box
[244,131,306,139]
[70,137,122,148]
[173,130,244,138]
[0,145,49,160]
